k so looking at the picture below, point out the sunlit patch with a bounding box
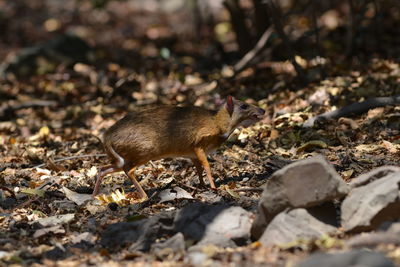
[95,189,147,206]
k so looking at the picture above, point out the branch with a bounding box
[303,95,400,128]
[0,100,58,118]
[233,26,274,73]
[33,154,107,168]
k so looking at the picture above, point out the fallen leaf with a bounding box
[63,187,92,205]
[381,140,398,154]
[158,187,193,203]
[86,166,98,178]
[33,225,65,238]
[20,188,45,197]
[341,169,354,180]
[32,214,75,227]
[297,140,328,153]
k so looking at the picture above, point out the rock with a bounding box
[297,250,395,267]
[349,166,400,188]
[385,222,400,233]
[341,172,400,232]
[174,203,253,247]
[186,244,220,266]
[101,202,252,251]
[347,232,400,248]
[307,202,340,227]
[347,222,400,248]
[100,211,175,252]
[259,208,337,247]
[151,232,185,257]
[0,34,91,78]
[252,155,348,239]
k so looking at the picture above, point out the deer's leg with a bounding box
[194,147,216,189]
[123,165,148,199]
[93,165,121,196]
[192,158,205,186]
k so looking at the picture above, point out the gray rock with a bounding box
[347,231,400,248]
[100,211,176,251]
[174,203,253,247]
[186,248,210,266]
[151,232,185,256]
[101,202,252,251]
[385,222,400,233]
[252,155,348,239]
[259,208,337,247]
[297,250,394,267]
[349,166,400,188]
[341,172,400,232]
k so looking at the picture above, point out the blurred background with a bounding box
[0,0,399,144]
[1,0,399,104]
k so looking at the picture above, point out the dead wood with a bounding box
[304,95,400,127]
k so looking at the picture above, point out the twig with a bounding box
[233,187,263,192]
[0,186,16,198]
[233,26,274,73]
[14,196,41,210]
[33,154,107,168]
[0,100,58,117]
[178,182,198,192]
[303,95,400,128]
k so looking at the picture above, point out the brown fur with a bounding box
[93,97,265,197]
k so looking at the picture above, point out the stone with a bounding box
[297,250,394,267]
[151,232,185,257]
[347,232,400,248]
[174,203,253,247]
[101,202,253,251]
[251,155,348,239]
[259,208,337,247]
[349,166,400,188]
[100,211,175,251]
[341,172,400,232]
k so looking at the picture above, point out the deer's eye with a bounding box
[240,104,249,110]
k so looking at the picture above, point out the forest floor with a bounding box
[1,1,400,266]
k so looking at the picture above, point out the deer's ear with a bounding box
[226,95,234,116]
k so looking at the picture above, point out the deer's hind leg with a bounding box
[92,164,122,196]
[123,164,148,199]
